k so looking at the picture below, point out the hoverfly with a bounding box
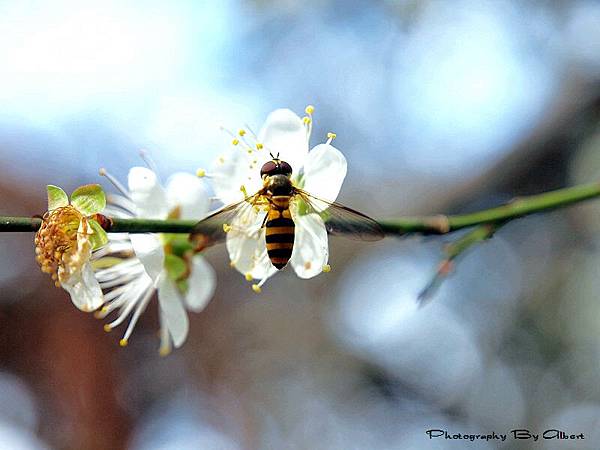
[190,154,384,270]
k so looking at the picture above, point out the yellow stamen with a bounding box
[327,132,337,141]
[305,105,315,115]
[104,324,112,332]
[238,129,246,136]
[159,346,171,357]
[119,338,128,347]
[232,138,239,145]
[303,117,311,125]
[322,264,331,273]
[252,284,262,293]
[223,224,232,233]
[196,168,206,177]
[255,143,263,150]
[245,273,253,281]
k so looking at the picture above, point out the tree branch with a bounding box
[2,181,600,234]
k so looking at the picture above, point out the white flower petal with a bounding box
[157,274,189,348]
[63,263,104,311]
[290,213,329,279]
[127,167,169,218]
[185,255,216,312]
[130,234,165,282]
[258,109,309,175]
[301,143,347,204]
[165,172,210,220]
[225,208,274,279]
[211,147,261,205]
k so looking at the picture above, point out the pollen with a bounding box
[322,264,331,273]
[196,168,206,177]
[252,284,262,293]
[305,105,315,115]
[245,273,253,281]
[232,138,239,146]
[119,338,128,347]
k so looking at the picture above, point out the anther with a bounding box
[245,273,253,281]
[119,338,128,347]
[223,224,232,233]
[196,168,206,177]
[232,138,239,146]
[303,117,311,125]
[255,143,263,150]
[103,324,112,332]
[327,132,337,142]
[238,129,246,136]
[322,264,331,273]
[305,105,315,115]
[252,284,262,293]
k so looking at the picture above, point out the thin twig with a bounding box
[1,181,600,234]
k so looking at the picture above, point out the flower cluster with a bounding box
[36,106,351,351]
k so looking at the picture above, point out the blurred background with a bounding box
[1,0,600,449]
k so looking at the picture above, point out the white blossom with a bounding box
[206,107,346,291]
[94,167,215,354]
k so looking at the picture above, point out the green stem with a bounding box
[3,181,600,234]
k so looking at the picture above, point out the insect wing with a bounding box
[292,189,384,241]
[190,191,267,249]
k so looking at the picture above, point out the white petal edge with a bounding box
[258,109,309,176]
[301,143,347,205]
[290,213,329,279]
[127,167,169,219]
[130,234,165,282]
[185,255,216,312]
[63,263,104,312]
[165,172,211,220]
[157,274,189,348]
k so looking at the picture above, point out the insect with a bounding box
[191,155,384,270]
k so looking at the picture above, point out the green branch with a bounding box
[2,181,600,234]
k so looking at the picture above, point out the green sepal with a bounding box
[70,184,106,216]
[176,278,189,295]
[47,185,69,211]
[169,235,194,258]
[165,254,187,281]
[88,219,109,250]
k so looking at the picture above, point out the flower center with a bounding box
[35,205,91,286]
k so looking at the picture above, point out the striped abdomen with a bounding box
[265,196,294,270]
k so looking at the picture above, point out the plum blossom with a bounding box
[35,184,108,312]
[204,106,346,291]
[93,166,215,354]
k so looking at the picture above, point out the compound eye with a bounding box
[279,160,293,175]
[260,161,278,177]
